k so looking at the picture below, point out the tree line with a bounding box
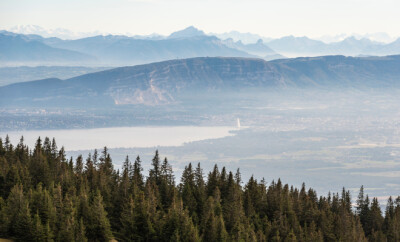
[0,136,399,241]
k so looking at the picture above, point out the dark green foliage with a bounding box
[0,136,399,241]
[119,193,156,241]
[201,196,228,241]
[86,190,113,241]
[160,198,199,242]
[5,184,33,241]
[132,155,144,190]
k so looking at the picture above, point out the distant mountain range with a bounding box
[212,31,273,44]
[0,27,254,66]
[2,26,400,66]
[44,35,253,66]
[0,32,95,65]
[0,66,110,86]
[7,25,102,40]
[221,39,285,60]
[2,55,400,107]
[266,35,395,57]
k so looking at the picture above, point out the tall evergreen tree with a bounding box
[0,137,398,242]
[86,190,113,241]
[149,150,161,186]
[132,155,144,190]
[5,184,33,241]
[119,193,156,241]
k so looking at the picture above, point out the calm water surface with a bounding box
[1,126,238,151]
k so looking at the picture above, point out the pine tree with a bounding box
[1,137,399,241]
[202,196,228,241]
[222,172,245,234]
[75,218,88,242]
[32,212,46,241]
[30,184,56,233]
[85,153,97,191]
[86,190,113,241]
[161,198,199,242]
[57,194,76,242]
[206,164,220,197]
[181,163,198,220]
[369,198,384,232]
[384,196,400,241]
[193,163,206,225]
[285,229,297,242]
[99,147,114,179]
[75,155,84,175]
[149,150,161,185]
[44,221,55,242]
[159,157,175,209]
[0,197,8,237]
[120,155,131,201]
[5,184,33,241]
[119,193,156,241]
[132,155,144,190]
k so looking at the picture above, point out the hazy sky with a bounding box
[1,0,399,38]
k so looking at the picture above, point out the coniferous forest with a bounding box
[0,136,400,242]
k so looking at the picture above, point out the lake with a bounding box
[1,126,238,151]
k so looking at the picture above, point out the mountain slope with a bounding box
[212,30,273,44]
[0,33,95,65]
[168,26,205,39]
[221,38,282,59]
[0,66,110,86]
[267,35,399,57]
[267,36,332,56]
[378,38,400,55]
[46,35,254,65]
[3,27,400,66]
[0,28,254,66]
[2,55,400,107]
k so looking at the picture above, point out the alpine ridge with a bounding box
[2,55,400,107]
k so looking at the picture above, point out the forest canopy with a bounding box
[0,136,399,241]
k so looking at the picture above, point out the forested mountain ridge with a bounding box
[2,55,400,107]
[0,136,399,241]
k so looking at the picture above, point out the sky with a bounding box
[1,0,400,39]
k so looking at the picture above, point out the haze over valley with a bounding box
[1,55,400,203]
[3,0,400,239]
